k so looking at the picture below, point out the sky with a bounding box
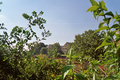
[0,0,120,46]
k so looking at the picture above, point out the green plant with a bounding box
[57,0,120,80]
[21,54,65,80]
[40,47,47,54]
[56,48,87,80]
[86,0,120,79]
[29,42,47,55]
[0,6,52,79]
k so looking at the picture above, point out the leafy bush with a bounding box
[0,4,65,79]
[20,54,65,80]
[2,0,120,80]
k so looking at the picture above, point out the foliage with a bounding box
[57,0,120,80]
[21,54,64,80]
[56,48,88,80]
[29,42,47,55]
[48,43,64,57]
[83,0,120,79]
[73,29,104,59]
[66,43,73,55]
[40,47,47,54]
[2,0,120,79]
[0,3,67,79]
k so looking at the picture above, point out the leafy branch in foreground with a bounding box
[87,0,120,79]
[57,0,120,80]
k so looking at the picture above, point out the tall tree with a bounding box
[73,30,104,59]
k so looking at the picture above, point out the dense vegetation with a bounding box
[73,30,104,59]
[29,42,47,55]
[1,0,120,80]
[0,2,65,79]
[47,43,64,57]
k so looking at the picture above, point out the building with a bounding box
[61,42,72,55]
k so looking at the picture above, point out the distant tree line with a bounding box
[29,30,104,60]
[29,42,64,57]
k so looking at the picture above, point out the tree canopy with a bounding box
[48,43,64,57]
[73,29,104,59]
[29,42,47,55]
[40,47,47,54]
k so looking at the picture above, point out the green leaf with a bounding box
[23,30,25,33]
[103,18,111,25]
[32,11,37,17]
[18,28,22,33]
[38,11,44,16]
[99,21,105,28]
[116,11,118,16]
[87,6,99,12]
[93,72,96,80]
[93,10,102,20]
[94,26,109,33]
[3,31,8,36]
[0,26,7,30]
[90,0,99,6]
[75,73,87,80]
[110,24,120,29]
[107,30,116,37]
[22,13,30,20]
[114,15,120,24]
[109,63,116,69]
[33,19,38,23]
[93,11,97,19]
[105,11,114,17]
[30,16,33,19]
[55,75,62,80]
[96,41,113,51]
[105,75,120,79]
[41,32,44,37]
[96,11,104,20]
[32,23,36,26]
[100,1,107,11]
[99,12,104,16]
[62,65,74,80]
[0,2,2,4]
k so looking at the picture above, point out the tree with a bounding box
[73,29,104,59]
[48,43,64,57]
[40,47,47,54]
[29,42,47,55]
[0,2,51,78]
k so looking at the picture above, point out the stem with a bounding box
[103,11,120,73]
[103,11,116,47]
[103,11,120,72]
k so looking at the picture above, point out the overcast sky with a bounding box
[0,0,120,45]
